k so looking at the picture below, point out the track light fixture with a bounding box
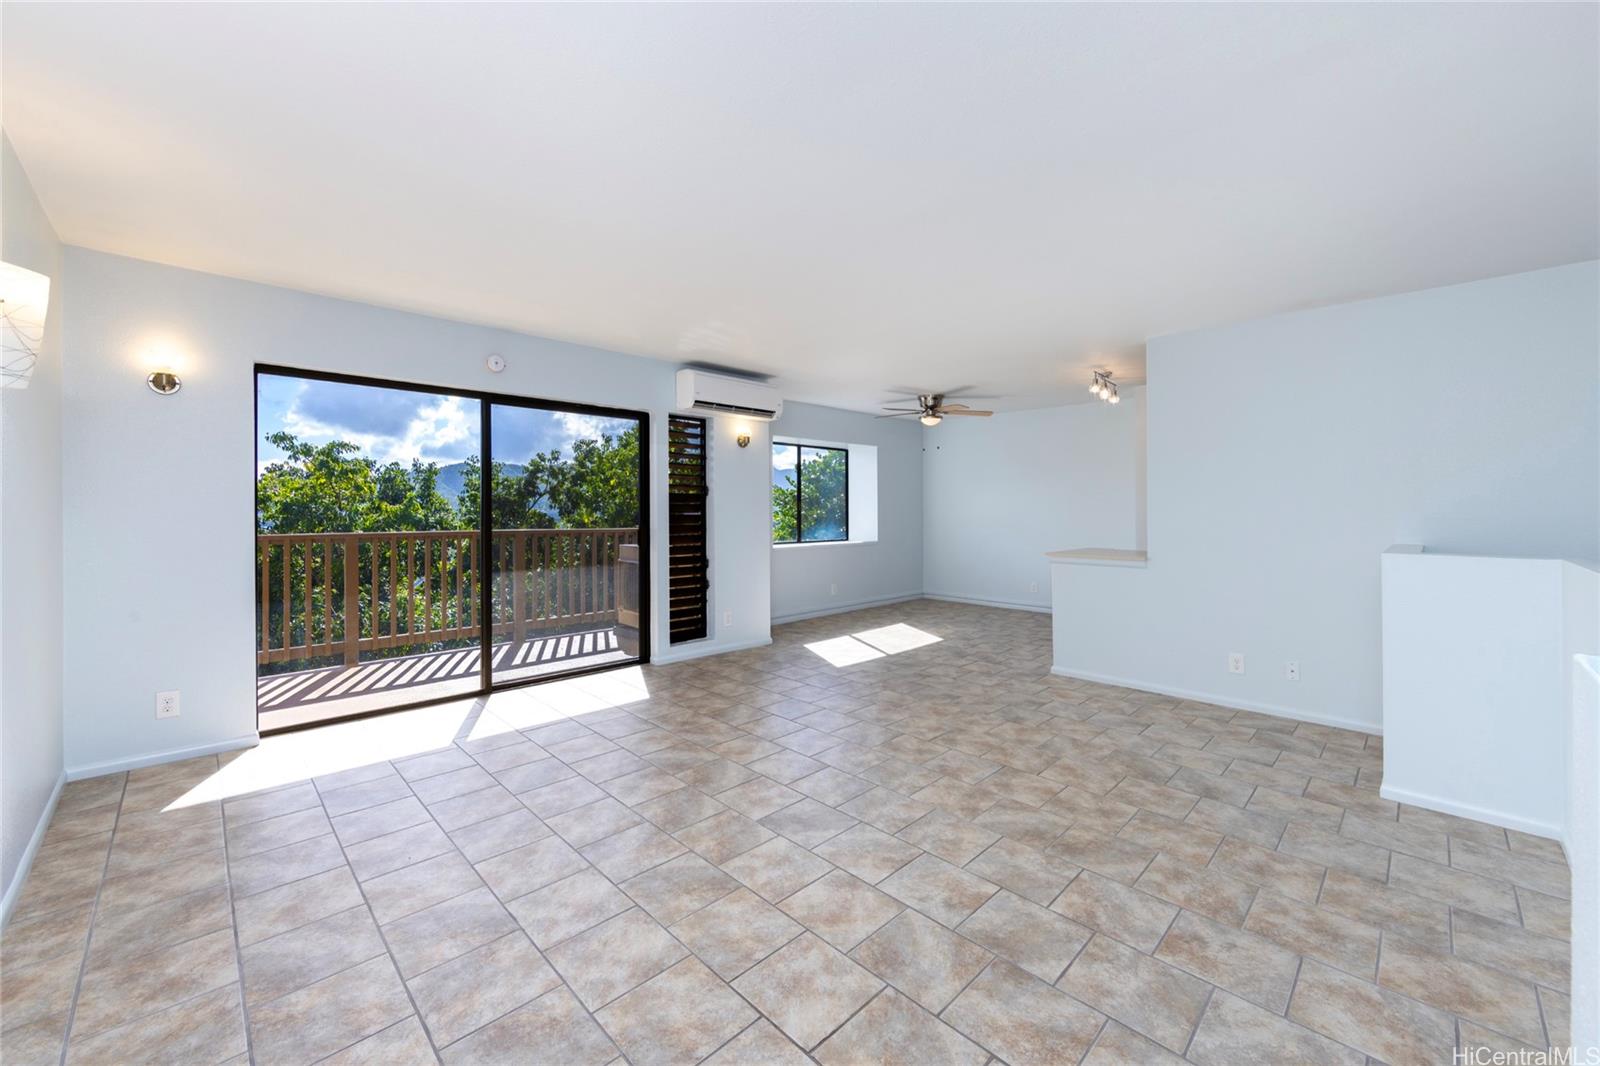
[1090,370,1120,405]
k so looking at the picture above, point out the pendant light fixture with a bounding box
[1090,370,1120,405]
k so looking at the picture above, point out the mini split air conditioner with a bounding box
[675,369,783,421]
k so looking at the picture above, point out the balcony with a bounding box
[257,527,640,730]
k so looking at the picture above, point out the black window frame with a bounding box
[771,441,850,545]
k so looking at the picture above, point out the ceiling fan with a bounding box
[877,393,994,427]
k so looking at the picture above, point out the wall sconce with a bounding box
[146,370,183,395]
[736,432,751,448]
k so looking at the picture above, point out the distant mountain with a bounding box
[435,461,524,502]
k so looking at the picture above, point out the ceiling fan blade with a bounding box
[938,408,993,416]
[939,402,972,410]
[875,411,921,418]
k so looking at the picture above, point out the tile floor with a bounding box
[0,600,1572,1065]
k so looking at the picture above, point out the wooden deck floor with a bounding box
[256,626,630,731]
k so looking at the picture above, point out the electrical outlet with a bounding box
[830,583,838,596]
[1228,653,1246,676]
[1030,581,1039,595]
[155,690,180,719]
[1286,661,1300,681]
[723,609,733,627]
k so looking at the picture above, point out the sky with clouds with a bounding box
[257,375,635,471]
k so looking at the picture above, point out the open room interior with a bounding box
[0,4,1596,1064]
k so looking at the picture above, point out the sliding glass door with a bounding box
[254,368,648,732]
[487,402,644,685]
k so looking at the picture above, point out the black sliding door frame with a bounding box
[254,364,651,734]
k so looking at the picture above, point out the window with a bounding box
[772,442,848,543]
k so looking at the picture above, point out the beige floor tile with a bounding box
[1389,851,1522,922]
[1517,886,1570,940]
[1206,835,1322,903]
[2,1015,69,1066]
[474,834,588,901]
[1134,852,1255,926]
[1541,986,1569,1047]
[673,809,775,865]
[517,774,605,818]
[963,837,1079,906]
[1319,868,1451,951]
[66,981,247,1066]
[897,810,1000,866]
[1189,989,1362,1065]
[1184,796,1286,849]
[1289,958,1456,1066]
[545,907,688,1009]
[543,796,642,847]
[1,950,81,1034]
[632,787,728,833]
[670,887,804,980]
[816,987,986,1065]
[506,867,632,949]
[848,909,991,1013]
[72,928,237,1040]
[758,797,858,849]
[1153,909,1298,1012]
[441,986,613,1065]
[733,932,883,1050]
[249,954,413,1065]
[1277,822,1391,882]
[226,806,332,859]
[972,798,1072,850]
[878,853,998,927]
[720,836,832,901]
[778,869,903,951]
[0,905,92,971]
[1056,934,1210,1054]
[620,852,739,925]
[447,807,551,862]
[427,784,524,832]
[957,890,1090,983]
[407,931,561,1046]
[331,796,432,846]
[1459,838,1568,896]
[1118,810,1222,865]
[812,823,921,884]
[1050,869,1178,953]
[381,886,519,979]
[942,960,1104,1066]
[1451,908,1568,992]
[1242,889,1379,980]
[839,785,935,833]
[1046,826,1155,884]
[363,852,481,924]
[701,1018,811,1065]
[1081,1019,1186,1065]
[234,865,366,946]
[318,773,412,818]
[100,846,230,912]
[241,905,387,1007]
[579,821,686,881]
[1378,934,1545,1046]
[320,1014,437,1065]
[596,957,756,1065]
[342,822,455,883]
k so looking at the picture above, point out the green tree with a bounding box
[772,446,846,542]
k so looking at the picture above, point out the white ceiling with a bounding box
[4,3,1595,412]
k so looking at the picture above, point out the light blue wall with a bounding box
[58,248,773,773]
[1053,261,1600,731]
[769,401,924,622]
[1,133,66,916]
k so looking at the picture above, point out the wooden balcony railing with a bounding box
[256,528,639,666]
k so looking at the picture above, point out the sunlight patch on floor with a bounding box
[167,666,652,808]
[804,622,942,668]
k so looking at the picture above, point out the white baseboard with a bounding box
[1049,665,1381,736]
[650,636,774,666]
[1378,783,1565,844]
[1,772,66,929]
[66,734,259,782]
[923,593,1051,615]
[772,592,924,626]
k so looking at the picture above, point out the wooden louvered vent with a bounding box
[667,416,709,643]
